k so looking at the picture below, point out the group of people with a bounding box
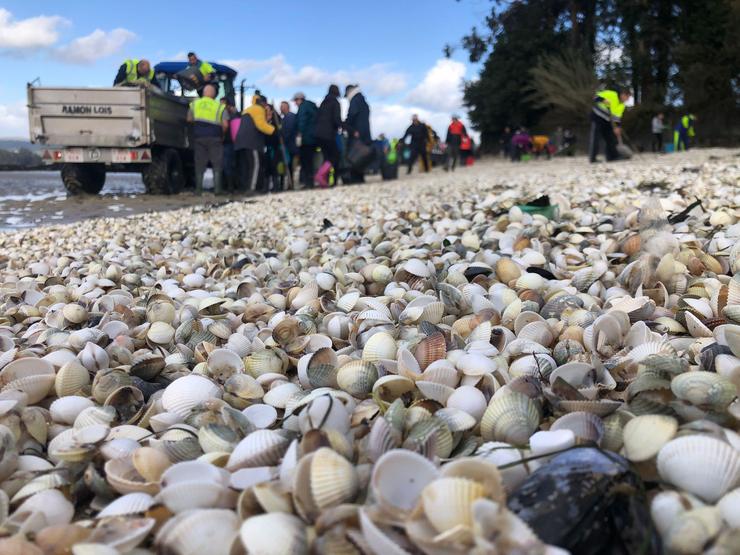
[500,127,576,161]
[651,112,697,153]
[114,55,478,193]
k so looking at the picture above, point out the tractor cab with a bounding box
[153,61,238,104]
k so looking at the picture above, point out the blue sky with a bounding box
[0,1,487,139]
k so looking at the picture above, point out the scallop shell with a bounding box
[155,508,239,555]
[671,371,737,408]
[481,391,540,445]
[718,488,740,528]
[227,429,292,471]
[309,447,359,509]
[239,512,307,555]
[621,415,678,462]
[362,331,398,362]
[161,375,222,418]
[336,360,378,397]
[49,396,95,425]
[550,411,604,445]
[98,493,155,518]
[657,435,740,503]
[421,477,485,533]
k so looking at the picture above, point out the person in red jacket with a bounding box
[445,115,468,171]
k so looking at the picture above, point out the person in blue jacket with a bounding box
[673,114,696,151]
[293,92,318,188]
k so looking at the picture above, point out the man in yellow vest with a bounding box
[673,114,696,151]
[187,84,228,195]
[588,88,632,163]
[113,59,155,86]
[187,52,215,94]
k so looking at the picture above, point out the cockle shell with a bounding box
[481,391,540,445]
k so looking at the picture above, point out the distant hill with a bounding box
[0,139,42,152]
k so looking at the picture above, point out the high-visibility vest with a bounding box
[593,90,626,123]
[195,60,215,78]
[387,139,398,164]
[678,115,696,137]
[191,97,225,126]
[123,59,154,84]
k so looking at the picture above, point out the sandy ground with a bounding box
[0,149,737,233]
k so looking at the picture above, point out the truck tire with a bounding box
[142,149,184,195]
[61,164,106,195]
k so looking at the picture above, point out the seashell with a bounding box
[158,479,227,513]
[371,449,439,518]
[239,512,307,555]
[54,361,91,397]
[77,342,109,372]
[621,415,678,462]
[227,429,292,471]
[718,488,740,528]
[529,429,576,457]
[242,403,278,429]
[8,489,74,534]
[336,360,378,397]
[665,506,723,555]
[155,508,239,555]
[447,385,488,421]
[671,371,737,409]
[421,476,485,533]
[550,411,604,445]
[657,435,740,503]
[161,375,222,418]
[362,331,398,362]
[263,382,301,408]
[457,352,496,376]
[98,492,155,517]
[310,447,358,509]
[481,391,540,445]
[62,303,88,324]
[49,396,95,425]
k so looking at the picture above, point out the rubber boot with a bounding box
[213,172,224,196]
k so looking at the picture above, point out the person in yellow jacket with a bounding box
[187,84,228,195]
[234,94,276,192]
[588,88,632,163]
[673,114,696,151]
[113,59,155,86]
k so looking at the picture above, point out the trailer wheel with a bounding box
[142,149,184,194]
[61,164,106,195]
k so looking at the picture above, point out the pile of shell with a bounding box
[0,152,738,554]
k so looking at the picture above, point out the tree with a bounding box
[462,1,569,146]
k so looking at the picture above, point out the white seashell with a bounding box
[457,353,496,376]
[622,415,678,462]
[230,466,275,490]
[650,490,705,537]
[155,508,239,555]
[263,382,301,409]
[529,429,576,457]
[446,385,488,420]
[49,396,95,425]
[475,441,531,492]
[161,375,222,418]
[239,512,307,555]
[718,488,740,528]
[158,480,227,513]
[657,435,740,503]
[371,449,439,518]
[78,342,109,372]
[98,492,155,517]
[242,404,278,429]
[227,429,291,471]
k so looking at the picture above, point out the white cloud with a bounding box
[0,8,67,50]
[0,101,29,137]
[54,28,136,64]
[222,55,407,98]
[406,59,466,113]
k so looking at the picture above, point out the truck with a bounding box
[27,62,238,195]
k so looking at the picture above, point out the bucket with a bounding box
[665,143,675,153]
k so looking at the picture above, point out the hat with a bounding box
[451,114,460,119]
[292,91,305,101]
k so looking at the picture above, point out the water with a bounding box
[0,170,212,232]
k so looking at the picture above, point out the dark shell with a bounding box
[507,448,660,555]
[699,343,733,373]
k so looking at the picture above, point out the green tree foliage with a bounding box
[456,0,739,147]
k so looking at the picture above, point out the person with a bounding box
[588,88,632,163]
[234,93,275,192]
[500,126,513,159]
[314,84,342,181]
[531,135,551,159]
[113,59,155,86]
[510,128,532,161]
[651,112,665,153]
[445,115,467,171]
[460,134,475,165]
[263,104,284,192]
[279,101,298,187]
[562,128,576,156]
[370,134,389,174]
[187,52,215,83]
[673,114,696,152]
[293,92,318,188]
[381,137,399,181]
[221,98,239,194]
[186,84,228,195]
[344,84,372,184]
[422,124,437,171]
[401,115,429,174]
